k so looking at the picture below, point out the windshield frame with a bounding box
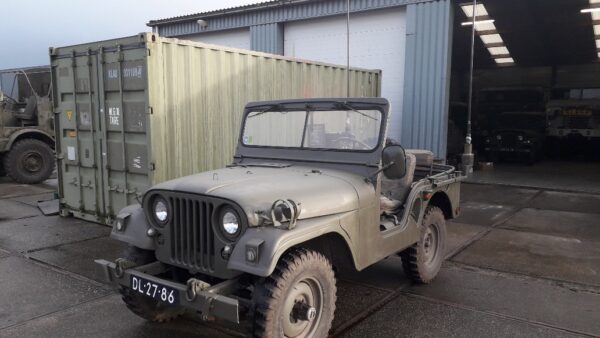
[240,105,386,154]
[233,98,390,172]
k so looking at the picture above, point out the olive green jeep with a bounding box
[96,98,464,337]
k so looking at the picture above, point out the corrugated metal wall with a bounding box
[154,0,435,37]
[147,35,381,185]
[250,23,284,54]
[401,0,453,159]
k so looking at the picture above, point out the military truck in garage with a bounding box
[0,70,55,184]
[546,87,600,156]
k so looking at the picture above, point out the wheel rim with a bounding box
[21,151,44,173]
[422,223,440,265]
[282,277,323,338]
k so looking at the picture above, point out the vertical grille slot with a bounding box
[167,196,214,271]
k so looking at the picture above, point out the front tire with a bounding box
[400,206,446,284]
[3,139,54,184]
[119,246,185,322]
[252,248,336,338]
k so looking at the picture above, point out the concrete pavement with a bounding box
[0,176,599,337]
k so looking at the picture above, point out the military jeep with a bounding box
[96,98,464,337]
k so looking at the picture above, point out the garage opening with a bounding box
[449,0,600,193]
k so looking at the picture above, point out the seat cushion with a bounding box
[406,149,433,167]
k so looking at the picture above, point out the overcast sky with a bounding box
[0,0,260,69]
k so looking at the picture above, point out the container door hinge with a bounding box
[148,163,156,171]
[147,48,151,56]
[148,106,153,115]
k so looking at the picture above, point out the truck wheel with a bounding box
[252,248,336,338]
[3,139,54,184]
[119,246,185,322]
[400,206,446,284]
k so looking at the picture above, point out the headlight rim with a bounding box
[151,195,171,227]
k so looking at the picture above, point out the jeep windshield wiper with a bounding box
[338,102,377,121]
[247,104,281,118]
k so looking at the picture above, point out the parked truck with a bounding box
[546,87,600,155]
[0,68,55,183]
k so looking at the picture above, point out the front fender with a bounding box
[110,204,156,250]
[227,212,356,277]
[4,128,54,151]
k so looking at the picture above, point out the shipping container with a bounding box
[50,33,381,225]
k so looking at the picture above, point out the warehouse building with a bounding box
[149,0,600,178]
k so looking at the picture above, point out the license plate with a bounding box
[130,275,179,305]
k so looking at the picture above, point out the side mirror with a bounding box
[382,144,406,179]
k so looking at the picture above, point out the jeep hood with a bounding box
[150,165,367,225]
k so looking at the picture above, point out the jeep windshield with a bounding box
[242,108,382,151]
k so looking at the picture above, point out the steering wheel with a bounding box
[331,136,371,150]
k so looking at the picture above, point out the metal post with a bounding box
[346,0,350,98]
[461,0,477,175]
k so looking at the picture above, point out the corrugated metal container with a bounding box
[50,33,381,225]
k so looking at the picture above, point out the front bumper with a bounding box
[484,146,533,153]
[95,259,240,323]
[547,128,600,138]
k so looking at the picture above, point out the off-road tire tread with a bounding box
[400,206,445,284]
[119,246,185,323]
[3,139,54,184]
[252,248,336,338]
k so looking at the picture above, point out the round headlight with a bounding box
[518,135,524,141]
[153,198,169,223]
[496,135,502,140]
[222,211,240,235]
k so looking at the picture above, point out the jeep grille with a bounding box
[168,196,215,271]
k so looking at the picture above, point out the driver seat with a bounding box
[380,152,416,213]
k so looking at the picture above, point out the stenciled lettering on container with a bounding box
[123,65,143,79]
[108,107,120,126]
[106,65,143,79]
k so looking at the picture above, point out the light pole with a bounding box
[346,0,350,98]
[461,0,477,175]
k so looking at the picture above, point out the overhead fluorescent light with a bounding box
[461,4,488,18]
[595,25,600,36]
[593,12,600,20]
[474,21,497,32]
[591,0,600,3]
[598,52,600,58]
[481,34,504,44]
[461,19,495,26]
[581,8,600,13]
[596,39,600,48]
[495,57,514,64]
[488,46,510,55]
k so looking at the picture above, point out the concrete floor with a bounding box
[0,176,599,337]
[467,160,600,194]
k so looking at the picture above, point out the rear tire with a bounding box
[3,139,54,184]
[119,246,185,322]
[400,206,446,284]
[252,248,336,338]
